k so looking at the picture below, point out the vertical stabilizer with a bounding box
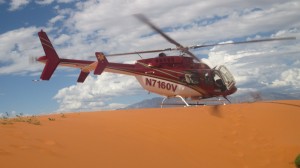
[38,30,60,80]
[94,52,108,75]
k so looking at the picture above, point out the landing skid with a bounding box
[161,95,190,108]
[200,97,231,106]
[160,96,231,108]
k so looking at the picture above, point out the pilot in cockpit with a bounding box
[158,52,167,57]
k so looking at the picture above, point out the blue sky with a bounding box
[0,0,299,116]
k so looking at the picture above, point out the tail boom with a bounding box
[37,30,109,83]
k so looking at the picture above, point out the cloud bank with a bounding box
[53,73,142,112]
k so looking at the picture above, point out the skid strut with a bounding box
[161,95,190,108]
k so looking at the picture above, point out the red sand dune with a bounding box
[1,100,300,168]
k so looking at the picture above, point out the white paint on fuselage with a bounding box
[136,76,201,97]
[104,68,202,97]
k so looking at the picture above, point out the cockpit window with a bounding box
[218,66,235,89]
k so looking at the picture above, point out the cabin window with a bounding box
[203,72,214,85]
[204,73,210,83]
[185,73,200,85]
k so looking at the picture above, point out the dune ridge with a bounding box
[1,100,300,168]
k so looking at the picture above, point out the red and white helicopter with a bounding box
[36,14,295,106]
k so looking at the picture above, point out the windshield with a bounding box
[215,65,235,90]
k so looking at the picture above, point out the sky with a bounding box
[0,0,299,116]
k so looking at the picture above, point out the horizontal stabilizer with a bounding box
[94,52,108,75]
[77,71,90,83]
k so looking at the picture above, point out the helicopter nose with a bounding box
[228,86,237,95]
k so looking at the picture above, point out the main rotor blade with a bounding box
[134,14,182,48]
[189,36,296,50]
[104,36,295,57]
[106,48,175,57]
[134,14,201,62]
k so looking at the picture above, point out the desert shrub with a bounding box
[295,154,300,168]
[250,91,263,102]
[48,118,55,121]
[0,118,13,125]
[0,113,41,125]
[26,116,41,125]
[0,112,12,125]
[60,113,66,118]
[12,113,27,122]
[1,112,9,119]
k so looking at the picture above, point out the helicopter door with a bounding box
[201,71,215,90]
[213,73,226,91]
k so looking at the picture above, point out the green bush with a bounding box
[295,154,300,168]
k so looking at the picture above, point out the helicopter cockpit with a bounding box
[213,65,235,90]
[184,65,235,92]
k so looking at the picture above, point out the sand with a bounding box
[0,100,300,168]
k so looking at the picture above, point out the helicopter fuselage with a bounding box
[105,55,237,99]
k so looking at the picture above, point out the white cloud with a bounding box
[49,15,65,24]
[0,27,43,74]
[57,0,73,3]
[205,28,300,97]
[271,69,300,87]
[54,33,71,45]
[8,0,30,11]
[53,73,142,112]
[6,0,75,11]
[35,0,54,5]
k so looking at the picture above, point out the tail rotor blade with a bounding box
[29,56,38,64]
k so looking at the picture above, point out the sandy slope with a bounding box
[0,100,300,168]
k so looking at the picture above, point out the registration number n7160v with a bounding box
[145,78,177,92]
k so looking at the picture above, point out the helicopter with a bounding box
[36,14,295,106]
